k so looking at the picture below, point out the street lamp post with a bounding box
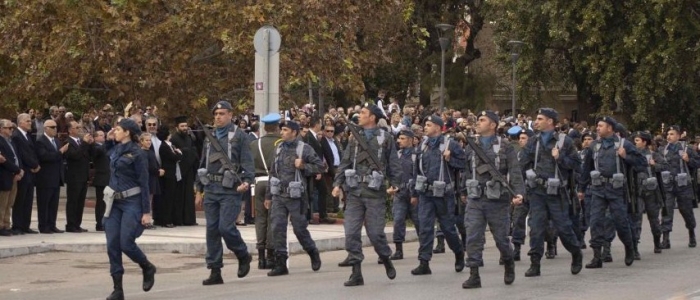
[436,24,454,113]
[507,40,524,118]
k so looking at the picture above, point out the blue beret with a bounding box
[211,100,233,114]
[537,108,558,122]
[596,116,617,128]
[261,113,281,124]
[478,110,499,124]
[118,118,141,136]
[398,130,414,138]
[424,114,444,127]
[507,126,522,136]
[280,120,300,132]
[362,103,385,120]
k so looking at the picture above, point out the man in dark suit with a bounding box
[303,117,334,224]
[92,130,110,231]
[319,124,342,214]
[35,119,68,234]
[11,114,41,235]
[0,120,23,236]
[63,121,94,232]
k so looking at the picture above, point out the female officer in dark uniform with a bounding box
[104,118,157,300]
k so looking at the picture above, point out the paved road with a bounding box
[0,231,699,300]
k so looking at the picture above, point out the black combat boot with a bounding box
[653,234,662,253]
[513,243,521,261]
[237,253,252,278]
[338,256,352,267]
[585,248,602,269]
[455,251,465,272]
[344,263,364,287]
[265,249,275,269]
[624,244,634,266]
[258,249,267,270]
[308,248,322,271]
[462,267,481,289]
[411,260,432,275]
[545,241,556,259]
[504,259,515,285]
[202,268,224,285]
[524,255,541,277]
[390,243,404,260]
[267,254,289,276]
[661,231,671,249]
[571,250,583,275]
[433,236,445,254]
[139,260,156,292]
[689,230,696,248]
[380,256,396,279]
[106,274,124,300]
[634,242,641,260]
[602,241,613,263]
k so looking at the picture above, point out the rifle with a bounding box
[194,117,243,184]
[622,163,637,215]
[346,123,384,172]
[566,172,580,217]
[655,171,669,217]
[465,137,518,197]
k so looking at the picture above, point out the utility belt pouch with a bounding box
[367,171,384,191]
[546,178,561,195]
[590,170,602,186]
[661,171,671,185]
[676,173,689,187]
[269,177,281,195]
[432,180,447,198]
[465,179,481,198]
[344,169,359,188]
[222,170,235,188]
[485,180,502,200]
[198,168,210,186]
[415,175,428,192]
[525,169,538,189]
[643,177,658,191]
[611,173,625,189]
[288,181,304,198]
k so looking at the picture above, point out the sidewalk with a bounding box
[0,189,418,259]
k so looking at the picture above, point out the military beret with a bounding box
[424,114,444,127]
[634,131,652,143]
[537,108,558,122]
[582,131,597,140]
[596,116,617,128]
[174,115,188,125]
[398,129,414,138]
[280,120,300,132]
[362,102,385,120]
[507,126,522,136]
[478,110,499,124]
[520,128,535,137]
[211,100,233,114]
[118,118,142,136]
[261,113,282,125]
[667,125,681,133]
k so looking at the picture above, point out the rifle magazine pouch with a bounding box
[485,180,502,200]
[676,173,689,187]
[415,175,428,192]
[525,169,538,189]
[432,180,446,198]
[367,171,384,191]
[198,168,210,186]
[344,170,359,188]
[546,178,561,195]
[269,177,281,195]
[288,181,304,198]
[611,173,625,189]
[661,171,671,185]
[590,171,602,186]
[465,179,481,198]
[643,177,658,191]
[222,170,235,188]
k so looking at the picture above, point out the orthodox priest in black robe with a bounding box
[170,116,199,226]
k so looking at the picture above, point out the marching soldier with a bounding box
[578,117,647,269]
[632,131,668,254]
[410,115,466,275]
[390,130,420,260]
[658,125,699,248]
[332,103,402,287]
[512,128,534,260]
[519,108,583,277]
[264,121,323,276]
[462,110,525,289]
